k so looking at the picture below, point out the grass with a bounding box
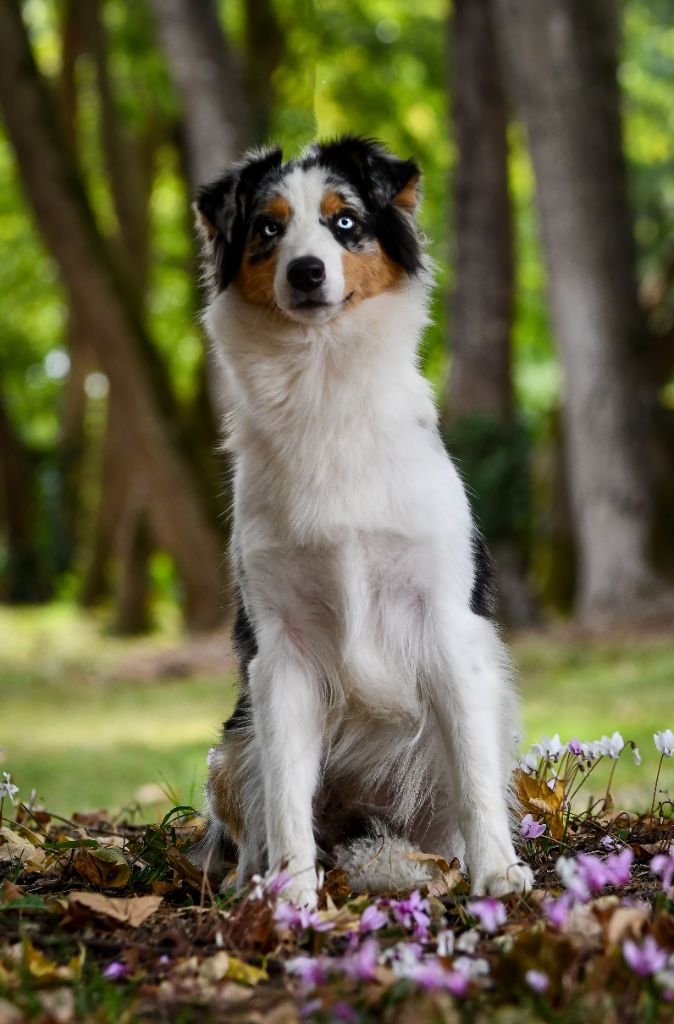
[2,604,673,817]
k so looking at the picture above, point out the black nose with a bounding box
[287,256,326,293]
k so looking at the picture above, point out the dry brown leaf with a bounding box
[515,770,566,840]
[66,892,163,928]
[0,881,24,904]
[0,827,47,871]
[38,987,75,1024]
[73,846,131,889]
[406,851,451,874]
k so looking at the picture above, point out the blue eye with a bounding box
[262,221,280,238]
[336,214,356,231]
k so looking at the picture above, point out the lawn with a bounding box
[2,605,673,817]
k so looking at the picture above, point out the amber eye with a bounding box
[335,213,356,231]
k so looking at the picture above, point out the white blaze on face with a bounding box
[273,165,348,323]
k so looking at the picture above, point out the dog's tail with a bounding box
[333,823,438,893]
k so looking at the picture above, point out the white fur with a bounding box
[204,246,532,905]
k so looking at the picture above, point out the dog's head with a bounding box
[195,136,422,324]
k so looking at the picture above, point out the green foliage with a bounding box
[442,414,532,545]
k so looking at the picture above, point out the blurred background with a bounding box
[0,0,673,817]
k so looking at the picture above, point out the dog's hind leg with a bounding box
[427,610,533,896]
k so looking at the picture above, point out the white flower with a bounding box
[518,751,538,775]
[654,730,674,757]
[633,747,641,766]
[531,734,563,762]
[0,772,19,804]
[436,929,454,957]
[597,732,624,759]
[455,928,480,954]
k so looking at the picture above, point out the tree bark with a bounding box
[0,0,225,631]
[147,0,251,187]
[492,0,671,623]
[444,0,513,423]
[443,0,536,625]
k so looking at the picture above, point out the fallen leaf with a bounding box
[0,827,47,871]
[224,956,268,986]
[73,846,131,889]
[38,987,75,1024]
[66,892,163,928]
[17,940,83,985]
[515,770,565,840]
[407,850,451,874]
[0,881,24,904]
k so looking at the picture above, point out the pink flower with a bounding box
[286,956,330,992]
[623,937,667,977]
[525,969,549,993]
[567,738,583,756]
[651,852,674,891]
[405,960,469,995]
[390,891,431,938]
[520,814,547,839]
[360,904,388,933]
[603,848,633,887]
[542,894,572,929]
[342,939,379,982]
[102,961,128,980]
[274,902,333,932]
[467,898,507,933]
[575,853,610,894]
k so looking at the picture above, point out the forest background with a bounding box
[1,0,674,816]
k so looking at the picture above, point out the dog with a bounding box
[192,136,533,907]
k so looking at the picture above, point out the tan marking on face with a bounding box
[208,735,246,843]
[235,247,279,306]
[342,242,404,306]
[393,173,420,211]
[320,191,346,218]
[265,195,292,220]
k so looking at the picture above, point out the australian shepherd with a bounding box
[192,136,533,907]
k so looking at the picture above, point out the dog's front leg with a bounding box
[430,611,533,897]
[248,639,323,907]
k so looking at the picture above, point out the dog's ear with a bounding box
[317,136,420,214]
[195,146,283,290]
[317,136,422,275]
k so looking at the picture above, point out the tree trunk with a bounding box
[443,0,536,625]
[0,0,225,631]
[444,0,513,423]
[147,0,251,187]
[492,0,671,624]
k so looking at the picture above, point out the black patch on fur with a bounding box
[224,585,257,733]
[196,148,283,290]
[312,136,422,274]
[470,529,497,619]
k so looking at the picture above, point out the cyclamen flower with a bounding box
[274,902,333,932]
[0,772,19,804]
[575,853,610,894]
[542,894,572,929]
[397,956,470,996]
[341,939,379,982]
[623,937,667,977]
[633,746,642,766]
[525,969,549,993]
[520,814,547,839]
[360,903,388,933]
[603,848,634,887]
[518,751,539,775]
[102,961,128,980]
[390,890,431,938]
[654,730,674,757]
[567,738,583,756]
[286,955,330,992]
[650,852,674,891]
[467,898,507,933]
[597,732,624,759]
[531,735,563,762]
[556,856,591,901]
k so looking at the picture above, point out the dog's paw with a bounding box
[471,861,534,897]
[281,864,319,909]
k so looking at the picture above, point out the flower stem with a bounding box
[650,754,665,819]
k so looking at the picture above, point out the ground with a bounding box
[2,606,674,1022]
